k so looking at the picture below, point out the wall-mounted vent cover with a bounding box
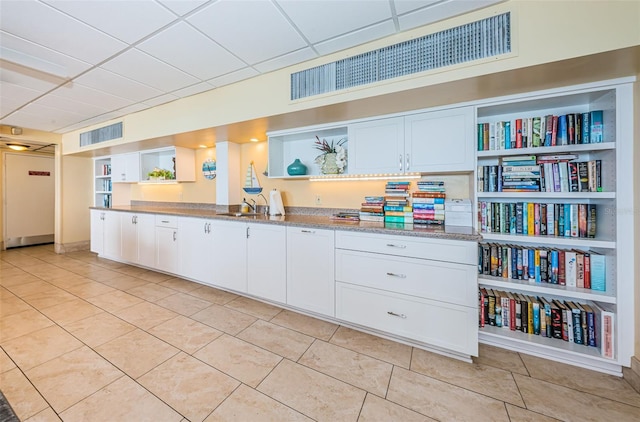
[79,122,123,147]
[291,12,511,100]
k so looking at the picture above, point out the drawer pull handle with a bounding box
[301,230,315,234]
[386,243,406,248]
[161,220,170,223]
[387,311,407,319]
[386,272,406,278]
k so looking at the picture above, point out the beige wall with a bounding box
[635,77,640,358]
[58,155,92,246]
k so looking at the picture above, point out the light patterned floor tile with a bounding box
[0,347,17,373]
[6,280,58,297]
[23,406,62,422]
[0,295,32,317]
[204,384,312,422]
[139,352,240,422]
[95,329,179,379]
[155,292,212,316]
[0,309,54,343]
[191,304,257,335]
[194,334,282,387]
[25,346,123,413]
[188,285,239,305]
[38,298,103,327]
[98,274,148,291]
[475,343,529,376]
[358,393,434,422]
[299,340,392,397]
[270,309,338,341]
[126,282,176,302]
[60,376,182,422]
[330,326,412,368]
[515,373,640,422]
[258,359,366,421]
[148,315,222,354]
[63,280,116,299]
[113,301,178,330]
[65,312,136,348]
[224,296,282,320]
[410,348,525,406]
[505,404,561,422]
[21,288,77,310]
[0,367,49,420]
[158,277,201,293]
[86,290,144,312]
[135,270,175,283]
[387,367,509,422]
[2,325,83,370]
[237,320,314,361]
[520,354,640,407]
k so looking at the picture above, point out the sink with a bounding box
[217,212,261,218]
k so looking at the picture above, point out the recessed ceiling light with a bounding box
[198,144,208,148]
[7,144,30,151]
[250,138,260,142]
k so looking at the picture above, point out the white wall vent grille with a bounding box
[79,122,123,147]
[291,12,511,100]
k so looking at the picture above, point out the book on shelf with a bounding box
[591,301,615,359]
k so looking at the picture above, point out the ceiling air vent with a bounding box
[291,12,511,100]
[79,122,123,147]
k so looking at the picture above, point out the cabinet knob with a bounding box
[387,311,407,319]
[386,272,407,278]
[399,154,403,172]
[173,231,177,241]
[406,154,410,171]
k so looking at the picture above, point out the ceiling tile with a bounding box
[157,0,211,16]
[171,82,215,98]
[208,67,260,88]
[393,0,440,15]
[398,0,503,31]
[188,0,307,64]
[52,82,134,111]
[0,81,43,109]
[0,0,126,64]
[42,0,177,44]
[0,95,29,117]
[314,20,396,56]
[138,22,246,80]
[277,0,392,43]
[101,48,200,92]
[32,94,112,117]
[254,48,317,74]
[2,104,83,132]
[0,63,60,93]
[0,31,92,78]
[74,68,164,102]
[143,94,179,107]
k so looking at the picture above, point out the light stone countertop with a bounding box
[91,204,481,242]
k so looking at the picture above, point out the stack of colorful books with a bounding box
[500,155,541,192]
[384,181,413,224]
[359,196,385,222]
[413,181,446,225]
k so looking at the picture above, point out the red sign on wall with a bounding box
[28,171,51,176]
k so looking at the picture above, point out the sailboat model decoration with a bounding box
[243,161,263,194]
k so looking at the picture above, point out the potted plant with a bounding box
[314,136,347,174]
[147,167,174,180]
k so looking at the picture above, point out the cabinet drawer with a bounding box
[155,215,178,228]
[335,249,476,306]
[336,282,478,356]
[335,231,476,265]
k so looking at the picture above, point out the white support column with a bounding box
[215,141,242,206]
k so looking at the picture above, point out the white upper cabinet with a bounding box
[347,106,475,175]
[404,106,475,172]
[140,146,195,182]
[111,152,140,183]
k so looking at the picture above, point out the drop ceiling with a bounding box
[0,0,503,134]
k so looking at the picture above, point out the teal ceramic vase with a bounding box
[287,158,307,176]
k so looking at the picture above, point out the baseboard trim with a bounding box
[623,356,640,393]
[54,240,90,254]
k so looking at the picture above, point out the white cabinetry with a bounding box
[103,211,121,260]
[155,216,179,274]
[178,217,214,284]
[335,231,478,356]
[90,209,106,254]
[247,223,287,303]
[286,226,335,317]
[111,152,140,183]
[347,106,475,174]
[93,157,112,208]
[139,147,195,182]
[211,220,248,293]
[475,80,634,374]
[120,212,155,267]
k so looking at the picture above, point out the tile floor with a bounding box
[1,245,639,421]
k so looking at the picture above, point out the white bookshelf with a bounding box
[94,156,112,208]
[474,78,635,375]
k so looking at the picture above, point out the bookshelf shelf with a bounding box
[474,79,635,375]
[478,276,616,304]
[94,156,112,208]
[480,233,616,249]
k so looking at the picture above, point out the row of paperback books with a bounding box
[100,163,112,176]
[478,156,602,193]
[478,201,597,238]
[479,288,615,359]
[102,193,112,208]
[99,178,112,192]
[413,181,445,225]
[478,243,605,290]
[477,110,604,151]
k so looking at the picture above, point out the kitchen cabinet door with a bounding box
[156,226,179,274]
[136,214,156,268]
[90,210,105,255]
[211,220,247,293]
[404,106,475,172]
[286,226,335,317]
[103,211,121,260]
[120,212,138,263]
[347,117,404,175]
[178,217,214,284]
[111,152,140,183]
[247,223,286,303]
